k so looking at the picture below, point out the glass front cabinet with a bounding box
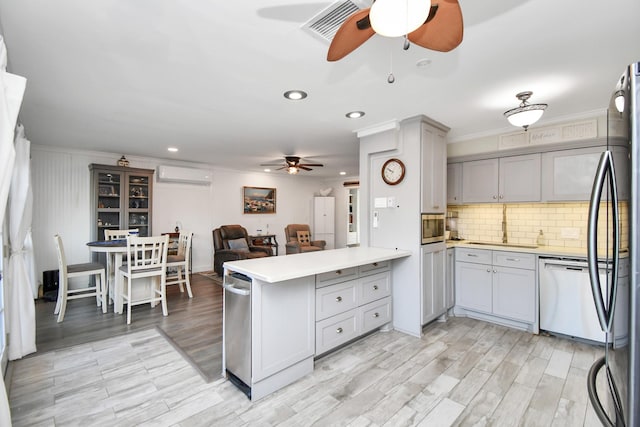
[89,164,154,241]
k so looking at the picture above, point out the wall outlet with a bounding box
[561,227,580,239]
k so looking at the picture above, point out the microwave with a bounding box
[421,213,445,244]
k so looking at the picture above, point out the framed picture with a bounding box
[243,186,276,214]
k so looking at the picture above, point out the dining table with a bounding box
[86,239,127,314]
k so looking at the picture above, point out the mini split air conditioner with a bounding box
[157,165,211,185]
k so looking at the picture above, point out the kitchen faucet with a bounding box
[502,204,508,243]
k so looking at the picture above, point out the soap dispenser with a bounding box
[537,229,545,246]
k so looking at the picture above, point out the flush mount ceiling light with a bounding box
[503,91,548,130]
[167,147,178,152]
[283,90,307,100]
[346,111,365,119]
[369,0,432,37]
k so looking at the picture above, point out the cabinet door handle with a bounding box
[373,285,379,291]
[335,270,342,275]
[372,262,378,267]
[499,195,504,199]
[433,205,440,209]
[493,269,497,273]
[467,254,478,257]
[493,195,497,199]
[486,269,491,273]
[373,312,380,318]
[506,258,520,262]
[336,296,342,302]
[336,327,343,334]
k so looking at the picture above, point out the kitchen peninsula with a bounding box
[222,247,411,401]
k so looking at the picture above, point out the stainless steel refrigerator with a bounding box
[587,62,639,426]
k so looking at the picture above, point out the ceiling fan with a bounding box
[260,156,324,174]
[327,0,463,61]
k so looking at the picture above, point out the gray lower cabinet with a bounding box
[454,247,537,331]
[315,261,391,356]
[445,248,455,310]
[421,243,446,325]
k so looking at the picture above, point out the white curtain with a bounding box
[7,125,37,360]
[1,34,28,427]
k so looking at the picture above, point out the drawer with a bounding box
[360,296,392,333]
[358,260,390,276]
[315,309,359,355]
[316,267,358,288]
[493,251,536,270]
[456,248,492,264]
[316,281,358,321]
[359,272,391,305]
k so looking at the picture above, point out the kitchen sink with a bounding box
[467,241,539,249]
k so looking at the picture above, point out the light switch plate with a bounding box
[374,197,387,208]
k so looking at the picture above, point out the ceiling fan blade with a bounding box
[408,0,463,52]
[298,166,313,171]
[327,8,375,62]
[298,163,324,167]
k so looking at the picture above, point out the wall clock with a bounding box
[381,158,405,185]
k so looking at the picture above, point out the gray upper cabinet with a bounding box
[462,154,541,203]
[499,153,541,202]
[462,158,499,203]
[541,146,629,201]
[446,163,462,205]
[421,122,447,213]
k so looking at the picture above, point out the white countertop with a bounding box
[223,247,412,283]
[447,240,627,259]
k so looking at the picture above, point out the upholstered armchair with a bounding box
[213,225,272,274]
[284,224,326,255]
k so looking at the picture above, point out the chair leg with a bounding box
[161,277,168,317]
[184,267,193,298]
[57,290,67,323]
[177,267,185,293]
[99,271,107,314]
[126,277,132,325]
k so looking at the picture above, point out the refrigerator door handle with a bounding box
[587,150,620,333]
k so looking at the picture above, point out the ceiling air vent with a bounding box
[302,0,367,44]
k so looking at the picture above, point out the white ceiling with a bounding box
[1,0,639,177]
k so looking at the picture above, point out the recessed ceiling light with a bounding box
[339,171,347,175]
[284,90,307,100]
[168,147,178,152]
[264,168,271,172]
[346,111,365,119]
[416,58,432,68]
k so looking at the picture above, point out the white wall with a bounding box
[31,145,336,288]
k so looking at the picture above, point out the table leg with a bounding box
[114,253,124,314]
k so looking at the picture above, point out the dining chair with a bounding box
[166,231,193,298]
[103,228,139,303]
[104,228,139,240]
[53,234,107,322]
[119,234,169,324]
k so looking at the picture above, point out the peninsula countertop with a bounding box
[223,246,412,283]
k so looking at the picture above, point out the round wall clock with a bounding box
[381,158,405,185]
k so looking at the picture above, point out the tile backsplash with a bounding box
[449,202,628,250]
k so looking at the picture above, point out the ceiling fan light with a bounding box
[288,166,299,175]
[370,0,432,38]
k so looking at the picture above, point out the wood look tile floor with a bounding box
[8,274,607,426]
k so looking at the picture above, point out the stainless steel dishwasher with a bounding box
[539,257,628,345]
[223,272,252,398]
